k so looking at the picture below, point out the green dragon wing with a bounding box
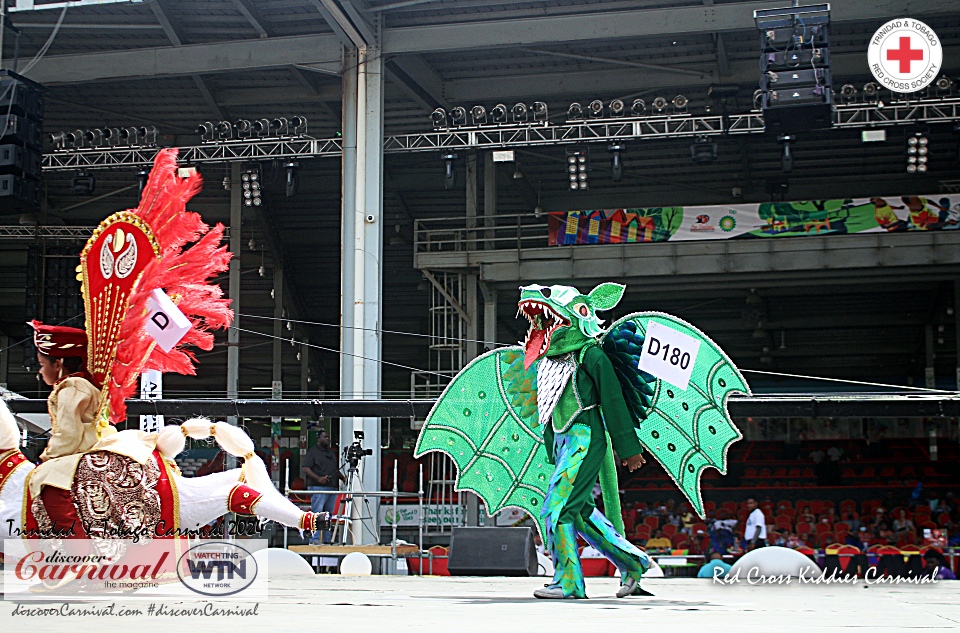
[601,312,750,518]
[414,347,551,537]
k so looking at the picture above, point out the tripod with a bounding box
[336,456,379,545]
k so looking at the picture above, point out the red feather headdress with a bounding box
[79,148,232,432]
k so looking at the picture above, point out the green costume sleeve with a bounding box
[582,346,643,460]
[543,423,556,465]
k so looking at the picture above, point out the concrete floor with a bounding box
[2,574,959,631]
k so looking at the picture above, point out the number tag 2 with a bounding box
[637,321,701,391]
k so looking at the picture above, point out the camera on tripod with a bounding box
[345,430,373,469]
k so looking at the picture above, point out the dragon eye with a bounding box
[541,288,552,299]
[574,304,589,317]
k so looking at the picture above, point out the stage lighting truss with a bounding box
[906,132,929,174]
[566,147,588,190]
[39,97,960,171]
[196,116,308,142]
[241,164,263,207]
[49,126,160,150]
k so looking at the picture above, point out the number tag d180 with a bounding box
[637,320,701,391]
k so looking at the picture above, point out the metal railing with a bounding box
[414,213,551,255]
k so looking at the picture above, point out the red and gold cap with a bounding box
[28,319,88,358]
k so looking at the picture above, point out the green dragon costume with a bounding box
[415,282,749,599]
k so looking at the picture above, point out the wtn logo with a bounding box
[187,559,248,581]
[177,542,261,597]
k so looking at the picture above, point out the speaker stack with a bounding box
[755,4,833,134]
[447,527,538,576]
[0,70,45,211]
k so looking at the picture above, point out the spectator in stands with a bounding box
[844,529,862,548]
[868,507,888,536]
[844,512,861,533]
[786,532,806,549]
[680,508,695,534]
[923,550,957,580]
[799,505,815,525]
[709,512,737,555]
[645,529,672,551]
[697,552,731,579]
[892,509,915,534]
[772,529,788,547]
[303,430,345,545]
[744,498,767,550]
[854,527,871,552]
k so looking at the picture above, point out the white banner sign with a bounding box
[638,320,701,390]
[139,369,163,433]
[379,504,464,527]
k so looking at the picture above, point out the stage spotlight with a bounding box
[441,152,458,190]
[252,118,271,137]
[235,119,252,137]
[862,82,880,103]
[907,133,929,173]
[431,108,447,129]
[71,170,96,195]
[84,129,104,147]
[120,127,140,146]
[532,101,548,121]
[216,121,233,140]
[839,84,857,104]
[588,99,604,117]
[672,95,688,112]
[653,97,668,113]
[690,136,718,163]
[241,164,262,207]
[779,134,795,174]
[609,99,624,117]
[48,131,67,150]
[471,105,487,125]
[567,102,583,120]
[284,160,299,197]
[197,122,215,142]
[67,129,86,149]
[511,103,528,122]
[139,126,159,146]
[752,89,763,111]
[271,117,289,136]
[137,168,150,193]
[101,128,122,146]
[290,116,308,135]
[566,148,588,190]
[450,106,467,126]
[631,99,645,116]
[491,104,508,123]
[936,76,953,94]
[608,143,624,181]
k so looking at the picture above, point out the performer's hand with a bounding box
[623,453,647,472]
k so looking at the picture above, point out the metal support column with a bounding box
[300,336,310,481]
[226,163,242,470]
[271,268,284,487]
[484,151,496,250]
[955,280,960,391]
[481,283,497,354]
[342,46,383,545]
[465,151,477,251]
[925,323,935,389]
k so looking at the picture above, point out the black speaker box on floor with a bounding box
[448,527,538,576]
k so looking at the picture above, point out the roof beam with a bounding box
[703,0,730,77]
[385,55,448,112]
[309,0,369,49]
[149,0,225,119]
[23,0,957,84]
[233,0,271,38]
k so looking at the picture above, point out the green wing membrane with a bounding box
[414,347,551,536]
[602,312,750,518]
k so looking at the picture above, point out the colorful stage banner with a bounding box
[547,194,960,246]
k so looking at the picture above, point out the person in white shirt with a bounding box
[744,498,767,550]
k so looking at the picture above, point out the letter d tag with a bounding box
[145,288,192,352]
[637,320,701,390]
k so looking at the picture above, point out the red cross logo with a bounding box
[886,36,924,74]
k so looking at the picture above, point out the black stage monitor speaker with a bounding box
[448,527,538,576]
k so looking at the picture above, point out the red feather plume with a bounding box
[104,148,232,423]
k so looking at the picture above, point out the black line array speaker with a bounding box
[448,527,538,576]
[0,70,45,211]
